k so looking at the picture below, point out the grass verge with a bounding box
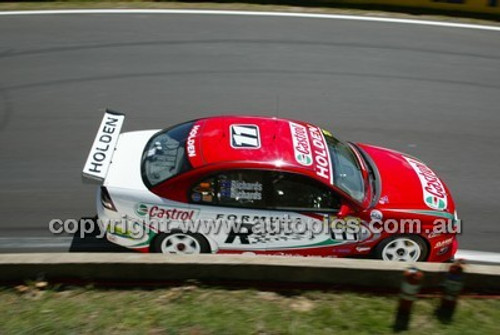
[0,1,499,27]
[1,284,499,334]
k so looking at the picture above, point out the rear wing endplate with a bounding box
[82,109,125,184]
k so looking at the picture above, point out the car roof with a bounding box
[185,115,335,186]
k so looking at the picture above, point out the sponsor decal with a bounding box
[428,232,442,239]
[216,213,325,246]
[289,122,313,166]
[83,112,124,179]
[334,248,353,254]
[437,246,450,256]
[216,213,299,226]
[193,182,214,194]
[220,180,263,201]
[186,124,200,158]
[135,203,198,221]
[135,203,148,217]
[434,237,454,249]
[308,125,333,184]
[202,194,213,202]
[191,192,202,202]
[328,215,361,241]
[230,124,260,149]
[378,195,389,205]
[370,209,383,220]
[404,156,448,211]
[192,181,215,203]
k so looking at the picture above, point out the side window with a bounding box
[270,172,340,211]
[190,170,266,209]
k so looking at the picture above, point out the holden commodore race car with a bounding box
[82,110,459,262]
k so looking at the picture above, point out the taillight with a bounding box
[100,186,116,211]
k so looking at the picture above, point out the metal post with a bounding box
[436,259,465,323]
[393,266,424,332]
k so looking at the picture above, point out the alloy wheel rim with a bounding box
[160,234,201,254]
[382,238,421,262]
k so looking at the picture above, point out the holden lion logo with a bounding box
[404,156,448,211]
[289,122,313,166]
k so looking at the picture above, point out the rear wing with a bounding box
[82,110,125,184]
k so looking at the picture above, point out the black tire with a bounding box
[373,234,429,262]
[151,230,211,254]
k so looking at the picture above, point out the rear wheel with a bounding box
[374,235,428,262]
[152,231,210,254]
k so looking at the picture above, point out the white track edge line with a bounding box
[0,9,499,32]
[454,249,500,264]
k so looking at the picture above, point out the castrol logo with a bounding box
[404,156,448,211]
[135,203,198,221]
[289,122,313,166]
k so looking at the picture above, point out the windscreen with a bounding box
[323,131,365,202]
[142,121,195,187]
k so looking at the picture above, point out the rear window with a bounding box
[142,122,194,187]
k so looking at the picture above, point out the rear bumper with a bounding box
[96,187,155,251]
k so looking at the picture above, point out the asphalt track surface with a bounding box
[0,11,499,253]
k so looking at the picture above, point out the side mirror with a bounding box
[337,203,355,218]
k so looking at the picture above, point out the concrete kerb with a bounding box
[1,253,499,292]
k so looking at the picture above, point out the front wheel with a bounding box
[152,231,211,254]
[374,235,428,262]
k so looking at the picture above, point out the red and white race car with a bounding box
[83,111,459,262]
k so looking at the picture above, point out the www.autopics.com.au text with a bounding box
[48,216,462,239]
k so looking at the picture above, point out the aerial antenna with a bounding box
[273,94,280,141]
[275,94,280,118]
